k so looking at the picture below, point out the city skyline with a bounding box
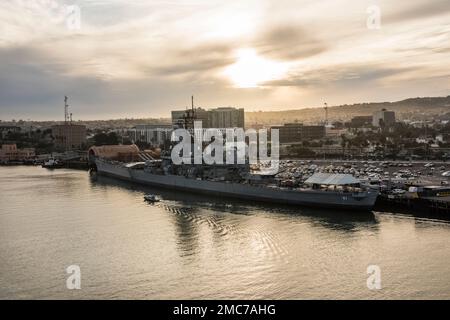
[1,0,449,120]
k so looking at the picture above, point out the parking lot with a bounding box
[276,160,450,188]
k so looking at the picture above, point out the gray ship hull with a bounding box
[95,159,378,211]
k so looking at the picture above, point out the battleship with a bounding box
[90,155,378,211]
[89,99,378,211]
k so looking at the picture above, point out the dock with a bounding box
[376,193,450,215]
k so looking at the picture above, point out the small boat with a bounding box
[144,194,160,202]
[42,158,64,169]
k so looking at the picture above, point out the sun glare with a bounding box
[224,49,288,88]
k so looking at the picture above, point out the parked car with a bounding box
[441,171,450,177]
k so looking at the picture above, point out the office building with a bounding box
[208,107,245,128]
[52,124,87,150]
[171,107,244,129]
[372,109,396,127]
[130,124,173,147]
[350,116,373,127]
[271,123,326,143]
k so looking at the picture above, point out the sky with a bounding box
[0,0,449,120]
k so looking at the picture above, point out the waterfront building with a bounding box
[0,144,35,163]
[51,124,87,150]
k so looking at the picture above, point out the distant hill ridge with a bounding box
[2,96,449,127]
[246,95,450,125]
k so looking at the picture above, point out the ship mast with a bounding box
[183,95,196,129]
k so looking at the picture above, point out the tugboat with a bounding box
[42,158,64,169]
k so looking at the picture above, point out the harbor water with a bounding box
[1,166,449,299]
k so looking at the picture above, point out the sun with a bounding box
[224,48,288,88]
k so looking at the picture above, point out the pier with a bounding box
[376,193,450,215]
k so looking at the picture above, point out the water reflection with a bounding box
[91,174,381,264]
[91,174,378,230]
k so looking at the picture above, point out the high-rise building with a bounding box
[171,110,186,127]
[52,124,87,150]
[171,107,244,129]
[52,96,87,150]
[208,107,245,129]
[171,108,209,128]
[372,109,396,127]
[129,124,173,147]
[271,123,326,143]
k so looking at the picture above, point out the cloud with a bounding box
[149,42,235,78]
[383,0,450,24]
[0,0,449,119]
[263,64,421,87]
[253,25,328,61]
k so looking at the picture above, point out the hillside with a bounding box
[2,96,450,129]
[245,96,450,126]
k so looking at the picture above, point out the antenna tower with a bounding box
[64,96,69,123]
